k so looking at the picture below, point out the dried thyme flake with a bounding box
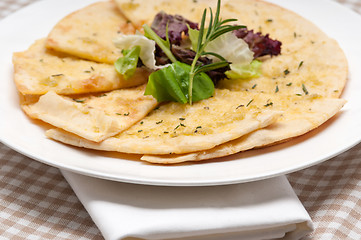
[302,84,309,95]
[51,74,64,77]
[264,102,273,107]
[174,123,186,130]
[246,99,254,107]
[298,61,304,69]
[194,126,202,133]
[286,82,292,86]
[275,85,279,93]
[73,99,85,103]
[179,118,186,121]
[252,84,257,89]
[116,112,130,116]
[156,120,163,124]
[284,69,290,75]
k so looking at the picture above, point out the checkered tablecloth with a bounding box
[1,0,360,239]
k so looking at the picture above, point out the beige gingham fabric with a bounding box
[1,0,360,239]
[288,147,361,239]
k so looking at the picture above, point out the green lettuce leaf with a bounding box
[145,61,214,103]
[226,60,262,79]
[114,46,141,79]
[188,27,201,51]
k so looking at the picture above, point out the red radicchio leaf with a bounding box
[233,27,282,58]
[150,12,281,84]
[151,11,198,45]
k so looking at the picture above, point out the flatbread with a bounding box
[141,96,346,164]
[14,0,348,164]
[23,85,158,142]
[13,39,149,95]
[46,1,135,64]
[45,89,282,154]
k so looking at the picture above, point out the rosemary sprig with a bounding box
[188,0,244,104]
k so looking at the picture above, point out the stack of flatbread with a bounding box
[13,0,347,164]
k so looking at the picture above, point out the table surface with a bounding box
[1,0,360,239]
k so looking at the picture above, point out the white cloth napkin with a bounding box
[61,170,313,240]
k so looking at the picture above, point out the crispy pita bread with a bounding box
[14,0,348,164]
[23,85,158,142]
[45,89,282,154]
[13,39,149,95]
[141,96,346,164]
[46,1,135,64]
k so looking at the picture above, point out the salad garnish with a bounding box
[113,0,282,104]
[186,2,246,104]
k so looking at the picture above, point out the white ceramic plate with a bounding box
[1,0,361,186]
